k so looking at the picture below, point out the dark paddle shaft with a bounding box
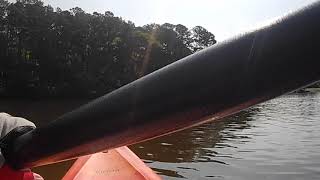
[5,1,320,169]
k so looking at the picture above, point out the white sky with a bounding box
[12,0,320,41]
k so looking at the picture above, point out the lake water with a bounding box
[1,92,320,180]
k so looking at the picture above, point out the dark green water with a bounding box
[1,92,320,180]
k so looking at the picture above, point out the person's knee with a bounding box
[0,113,35,138]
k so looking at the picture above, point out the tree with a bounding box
[0,1,216,98]
[190,26,216,52]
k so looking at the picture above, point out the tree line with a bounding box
[0,0,216,98]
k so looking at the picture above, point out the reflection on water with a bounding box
[129,108,258,179]
[1,93,320,180]
[130,110,256,164]
[130,92,320,180]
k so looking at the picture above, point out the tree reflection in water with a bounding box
[130,107,260,177]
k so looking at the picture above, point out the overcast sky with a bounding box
[15,0,319,41]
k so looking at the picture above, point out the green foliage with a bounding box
[0,0,216,98]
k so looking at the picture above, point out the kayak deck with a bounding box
[62,146,161,180]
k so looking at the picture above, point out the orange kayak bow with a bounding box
[62,146,161,180]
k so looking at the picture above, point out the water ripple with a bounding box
[130,93,320,180]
